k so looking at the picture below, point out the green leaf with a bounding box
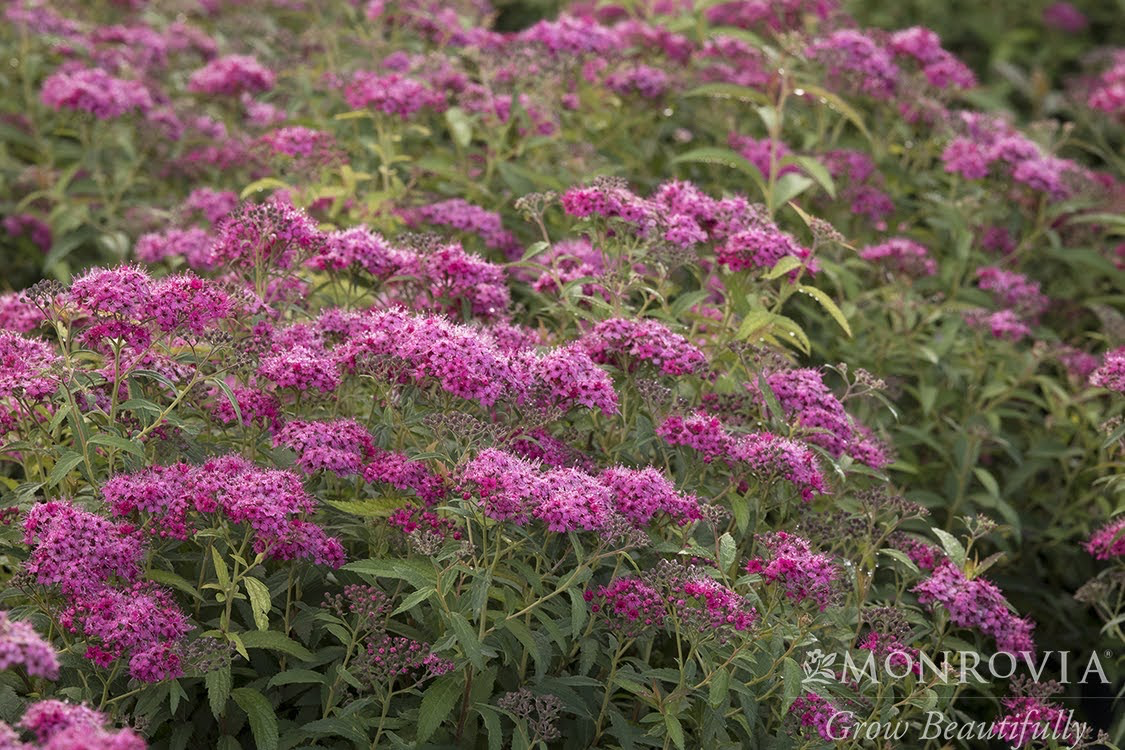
[781,657,804,714]
[663,713,685,750]
[238,630,314,661]
[444,107,473,148]
[240,178,290,200]
[448,612,484,669]
[231,688,278,750]
[210,547,231,590]
[209,378,242,427]
[416,672,464,744]
[717,533,736,571]
[243,577,271,631]
[323,497,405,517]
[671,147,766,193]
[46,451,85,489]
[771,173,814,207]
[681,82,771,105]
[736,310,775,341]
[878,547,921,575]
[796,82,873,145]
[789,156,837,199]
[708,666,730,707]
[300,718,369,745]
[392,586,435,616]
[931,527,967,568]
[475,705,503,750]
[206,665,231,718]
[267,669,328,688]
[344,558,435,589]
[763,255,803,281]
[87,432,144,457]
[147,569,203,601]
[795,285,852,337]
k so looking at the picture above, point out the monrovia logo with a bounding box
[800,648,1110,687]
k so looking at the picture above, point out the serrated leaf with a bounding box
[147,569,202,601]
[736,310,775,341]
[763,255,803,280]
[718,533,736,571]
[448,612,484,669]
[444,107,473,148]
[301,718,369,744]
[664,713,685,750]
[240,178,290,200]
[416,672,464,744]
[671,147,766,192]
[231,688,278,750]
[46,451,84,489]
[211,547,231,590]
[931,527,967,568]
[206,665,231,718]
[238,630,313,661]
[781,657,804,714]
[878,547,921,575]
[392,586,434,616]
[708,666,731,707]
[267,669,328,688]
[343,558,435,589]
[88,432,144,457]
[243,577,271,631]
[771,173,814,207]
[790,156,836,199]
[795,285,852,337]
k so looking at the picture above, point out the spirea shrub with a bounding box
[0,0,1123,748]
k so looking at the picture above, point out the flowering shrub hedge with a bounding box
[0,0,1123,748]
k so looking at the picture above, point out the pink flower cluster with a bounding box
[23,501,145,598]
[211,198,324,270]
[914,560,1035,655]
[0,333,57,400]
[991,694,1076,747]
[0,700,144,750]
[584,577,667,638]
[62,583,190,681]
[726,432,829,500]
[188,54,275,95]
[102,456,345,566]
[975,267,1049,318]
[343,71,446,118]
[821,150,895,224]
[274,418,376,475]
[0,612,59,679]
[460,449,700,531]
[23,501,188,682]
[789,692,848,742]
[399,200,520,257]
[1088,50,1125,117]
[942,112,1094,200]
[1090,347,1125,392]
[860,237,937,277]
[580,318,706,376]
[963,308,1031,342]
[40,66,152,118]
[587,568,756,639]
[1085,517,1125,560]
[135,228,215,269]
[746,532,839,610]
[752,368,889,468]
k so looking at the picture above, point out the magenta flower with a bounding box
[40,66,152,118]
[188,54,275,95]
[914,560,1035,655]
